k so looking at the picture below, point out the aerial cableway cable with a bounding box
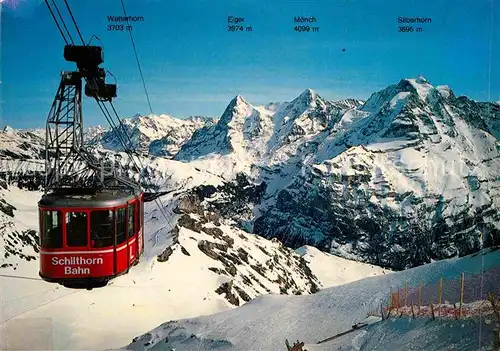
[120,0,153,115]
[478,1,495,348]
[43,0,172,227]
[43,0,68,44]
[94,89,171,227]
[107,100,172,227]
[62,0,85,45]
[86,75,171,226]
[115,0,170,220]
[62,1,172,225]
[93,90,170,225]
[50,0,74,44]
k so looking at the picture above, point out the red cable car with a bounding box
[39,188,144,288]
[39,44,146,289]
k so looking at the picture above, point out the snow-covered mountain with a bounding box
[0,126,44,160]
[96,114,213,157]
[175,90,363,165]
[172,77,499,270]
[0,76,498,271]
[1,76,499,350]
[255,77,500,269]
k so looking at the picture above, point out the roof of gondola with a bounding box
[38,187,142,208]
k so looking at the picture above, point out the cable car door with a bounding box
[127,203,138,264]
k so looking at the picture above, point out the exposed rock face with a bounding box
[175,194,204,215]
[215,280,240,306]
[157,247,173,262]
[180,246,190,256]
[190,173,267,232]
[177,214,202,233]
[0,199,16,217]
[169,187,322,306]
[233,285,251,302]
[2,227,39,264]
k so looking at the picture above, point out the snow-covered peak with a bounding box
[96,114,211,157]
[85,125,107,143]
[298,88,317,101]
[415,75,428,83]
[227,95,251,111]
[290,88,323,110]
[362,76,436,113]
[403,75,434,100]
[333,99,365,109]
[234,94,248,105]
[0,127,45,160]
[3,126,15,133]
[218,95,254,127]
[435,85,453,99]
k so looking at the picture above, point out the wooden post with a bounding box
[488,293,500,321]
[389,287,393,311]
[487,293,500,349]
[411,301,415,319]
[397,286,400,313]
[418,281,421,313]
[404,281,408,307]
[430,301,435,321]
[438,278,443,317]
[290,341,305,351]
[460,272,464,318]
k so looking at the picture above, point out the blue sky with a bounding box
[2,0,499,128]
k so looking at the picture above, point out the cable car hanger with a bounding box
[38,0,173,289]
[43,0,171,215]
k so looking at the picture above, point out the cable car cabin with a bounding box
[38,189,144,289]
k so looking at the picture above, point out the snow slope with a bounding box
[0,184,386,350]
[303,317,495,351]
[296,246,390,288]
[123,247,500,351]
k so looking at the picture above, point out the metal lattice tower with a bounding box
[45,71,85,190]
[44,45,138,194]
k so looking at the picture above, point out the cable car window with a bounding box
[90,210,113,248]
[42,210,63,248]
[134,201,139,233]
[66,212,88,247]
[116,207,126,244]
[128,204,135,238]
